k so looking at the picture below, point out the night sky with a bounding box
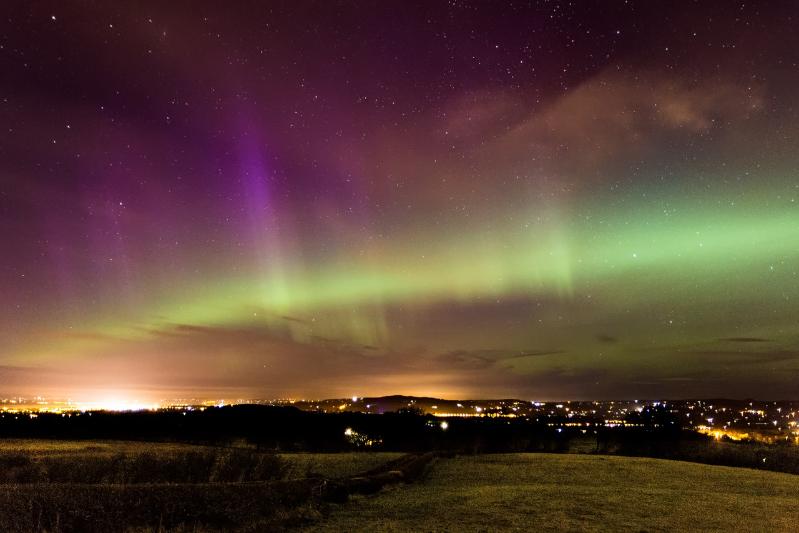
[2,1,799,403]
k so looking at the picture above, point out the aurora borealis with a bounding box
[2,1,799,403]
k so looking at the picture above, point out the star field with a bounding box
[1,1,799,402]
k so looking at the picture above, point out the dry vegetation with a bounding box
[0,440,401,532]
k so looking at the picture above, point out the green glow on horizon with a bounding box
[46,188,792,347]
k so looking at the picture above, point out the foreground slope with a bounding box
[308,454,799,532]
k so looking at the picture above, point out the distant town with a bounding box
[2,395,798,444]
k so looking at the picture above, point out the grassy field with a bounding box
[280,452,404,479]
[0,439,203,457]
[307,453,799,532]
[3,441,799,531]
[0,439,401,480]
